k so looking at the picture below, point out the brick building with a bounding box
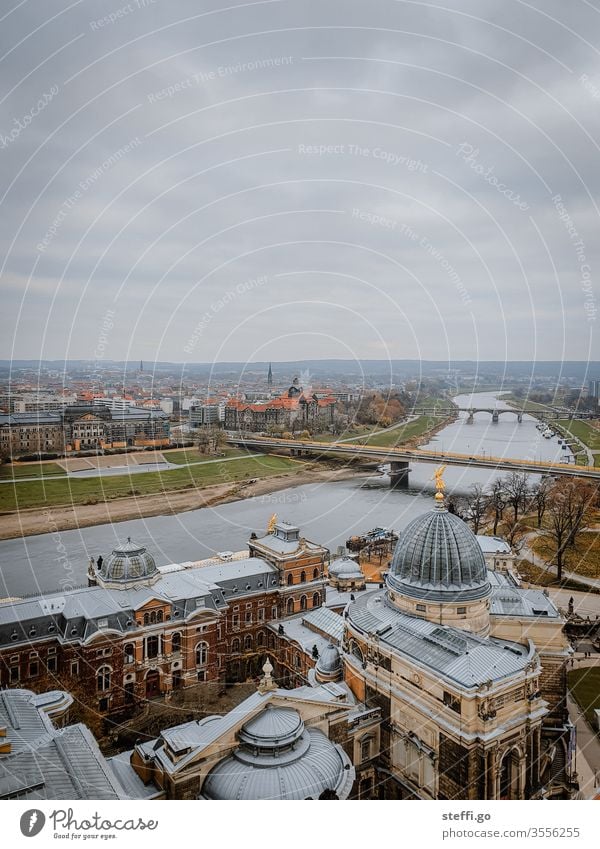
[225,378,336,433]
[0,521,328,719]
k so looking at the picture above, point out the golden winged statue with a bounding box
[267,513,278,534]
[433,465,447,502]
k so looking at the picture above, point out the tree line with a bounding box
[450,472,599,580]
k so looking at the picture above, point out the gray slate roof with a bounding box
[347,590,533,689]
[0,557,276,646]
[0,689,125,800]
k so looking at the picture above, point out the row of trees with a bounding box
[452,472,598,580]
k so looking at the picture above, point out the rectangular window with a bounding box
[98,698,109,713]
[97,618,108,629]
[416,604,426,612]
[245,611,252,623]
[457,607,467,615]
[47,657,57,673]
[232,615,240,630]
[258,609,265,622]
[271,606,277,619]
[9,666,19,683]
[443,691,461,714]
[360,739,371,762]
[28,661,39,678]
[70,661,79,676]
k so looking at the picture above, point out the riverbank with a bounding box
[0,464,371,541]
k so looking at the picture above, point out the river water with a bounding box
[0,392,570,598]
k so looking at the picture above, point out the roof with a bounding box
[477,535,513,554]
[0,689,125,800]
[347,590,534,689]
[388,506,489,603]
[0,557,275,642]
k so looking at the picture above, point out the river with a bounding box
[0,391,570,598]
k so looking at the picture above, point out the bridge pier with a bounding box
[389,461,410,489]
[517,412,523,423]
[466,410,474,424]
[492,410,499,423]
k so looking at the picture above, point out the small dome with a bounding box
[329,556,363,579]
[315,644,342,682]
[239,705,303,749]
[387,506,489,603]
[98,538,157,584]
[202,705,354,800]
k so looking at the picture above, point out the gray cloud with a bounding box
[1,0,599,363]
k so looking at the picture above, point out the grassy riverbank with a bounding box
[0,454,304,512]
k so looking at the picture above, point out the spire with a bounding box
[267,362,273,386]
[139,359,143,372]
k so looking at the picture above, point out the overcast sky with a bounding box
[1,0,599,366]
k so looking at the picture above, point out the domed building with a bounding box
[386,495,491,636]
[89,538,158,588]
[328,555,366,592]
[202,704,354,800]
[314,643,343,684]
[341,471,574,800]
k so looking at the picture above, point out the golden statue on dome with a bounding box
[267,513,278,534]
[433,465,447,503]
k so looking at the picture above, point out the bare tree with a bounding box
[544,479,597,581]
[488,478,506,536]
[502,518,526,554]
[531,478,551,528]
[465,483,488,534]
[502,472,530,523]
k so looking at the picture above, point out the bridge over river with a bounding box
[415,406,592,423]
[227,436,600,488]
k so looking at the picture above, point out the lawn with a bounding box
[354,415,449,448]
[0,462,65,479]
[0,454,305,512]
[531,531,600,579]
[497,392,553,412]
[162,447,245,465]
[556,419,600,452]
[568,668,600,727]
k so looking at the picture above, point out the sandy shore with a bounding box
[0,465,371,540]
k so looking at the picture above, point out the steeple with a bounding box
[139,359,143,373]
[267,362,273,387]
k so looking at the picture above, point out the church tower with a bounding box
[267,362,273,387]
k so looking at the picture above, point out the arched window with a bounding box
[96,666,111,692]
[146,635,159,659]
[300,571,306,584]
[143,613,149,626]
[312,592,320,607]
[157,610,163,623]
[313,568,319,580]
[195,642,208,667]
[300,595,307,611]
[232,638,240,653]
[287,573,293,586]
[257,631,265,646]
[171,632,181,653]
[124,643,134,664]
[150,611,156,625]
[286,598,294,614]
[244,635,253,651]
